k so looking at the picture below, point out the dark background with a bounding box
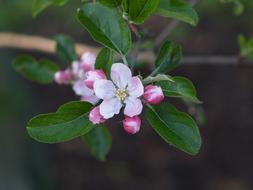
[0,0,253,190]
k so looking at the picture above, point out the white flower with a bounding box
[93,63,144,119]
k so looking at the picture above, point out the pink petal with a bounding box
[80,52,96,72]
[127,76,144,98]
[99,98,122,119]
[93,79,116,100]
[71,61,85,79]
[85,69,107,89]
[89,106,106,124]
[73,79,94,96]
[124,97,143,117]
[81,95,99,105]
[111,63,132,88]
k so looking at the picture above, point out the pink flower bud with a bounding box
[85,69,106,89]
[143,85,164,105]
[80,52,96,72]
[54,70,72,84]
[89,106,106,125]
[123,116,141,135]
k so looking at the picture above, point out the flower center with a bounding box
[116,88,128,101]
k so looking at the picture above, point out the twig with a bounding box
[155,0,199,48]
[0,32,100,56]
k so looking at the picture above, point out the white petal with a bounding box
[127,76,144,98]
[100,98,122,119]
[73,80,94,96]
[93,79,116,100]
[124,97,143,117]
[81,95,99,105]
[111,63,132,88]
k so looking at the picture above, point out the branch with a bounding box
[0,32,100,56]
[0,32,251,66]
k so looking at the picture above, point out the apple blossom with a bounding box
[143,85,164,105]
[93,63,144,119]
[89,106,106,124]
[123,116,141,135]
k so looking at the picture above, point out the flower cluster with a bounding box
[54,52,165,135]
[54,52,105,105]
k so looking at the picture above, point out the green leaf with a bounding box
[142,74,174,85]
[146,102,201,155]
[154,41,182,74]
[155,0,199,26]
[99,0,122,7]
[32,0,68,17]
[238,34,253,60]
[54,34,78,62]
[77,3,131,55]
[82,126,112,161]
[27,101,94,144]
[12,55,59,84]
[95,48,114,78]
[123,0,159,24]
[157,76,201,103]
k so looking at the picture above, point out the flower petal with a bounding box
[73,79,94,96]
[127,76,144,98]
[111,63,132,88]
[81,95,99,105]
[94,79,116,100]
[100,98,122,119]
[124,97,143,117]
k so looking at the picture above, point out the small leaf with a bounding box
[82,126,112,161]
[155,41,182,74]
[54,34,78,62]
[146,102,201,155]
[27,101,94,144]
[142,74,174,85]
[157,76,201,103]
[123,0,159,24]
[95,48,114,78]
[12,55,59,84]
[32,0,68,17]
[77,3,132,55]
[155,0,199,26]
[99,0,122,7]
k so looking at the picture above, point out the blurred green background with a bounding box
[1,0,253,190]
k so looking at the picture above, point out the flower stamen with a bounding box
[116,88,128,101]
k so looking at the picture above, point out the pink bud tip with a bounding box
[89,106,106,125]
[85,69,107,89]
[54,70,72,84]
[143,85,164,105]
[123,116,141,135]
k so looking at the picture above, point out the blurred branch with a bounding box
[155,0,199,48]
[0,32,100,56]
[0,32,252,65]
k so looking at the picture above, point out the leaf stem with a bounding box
[122,55,128,66]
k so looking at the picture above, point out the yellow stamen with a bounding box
[116,88,128,101]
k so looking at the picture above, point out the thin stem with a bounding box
[122,55,128,66]
[155,0,200,48]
